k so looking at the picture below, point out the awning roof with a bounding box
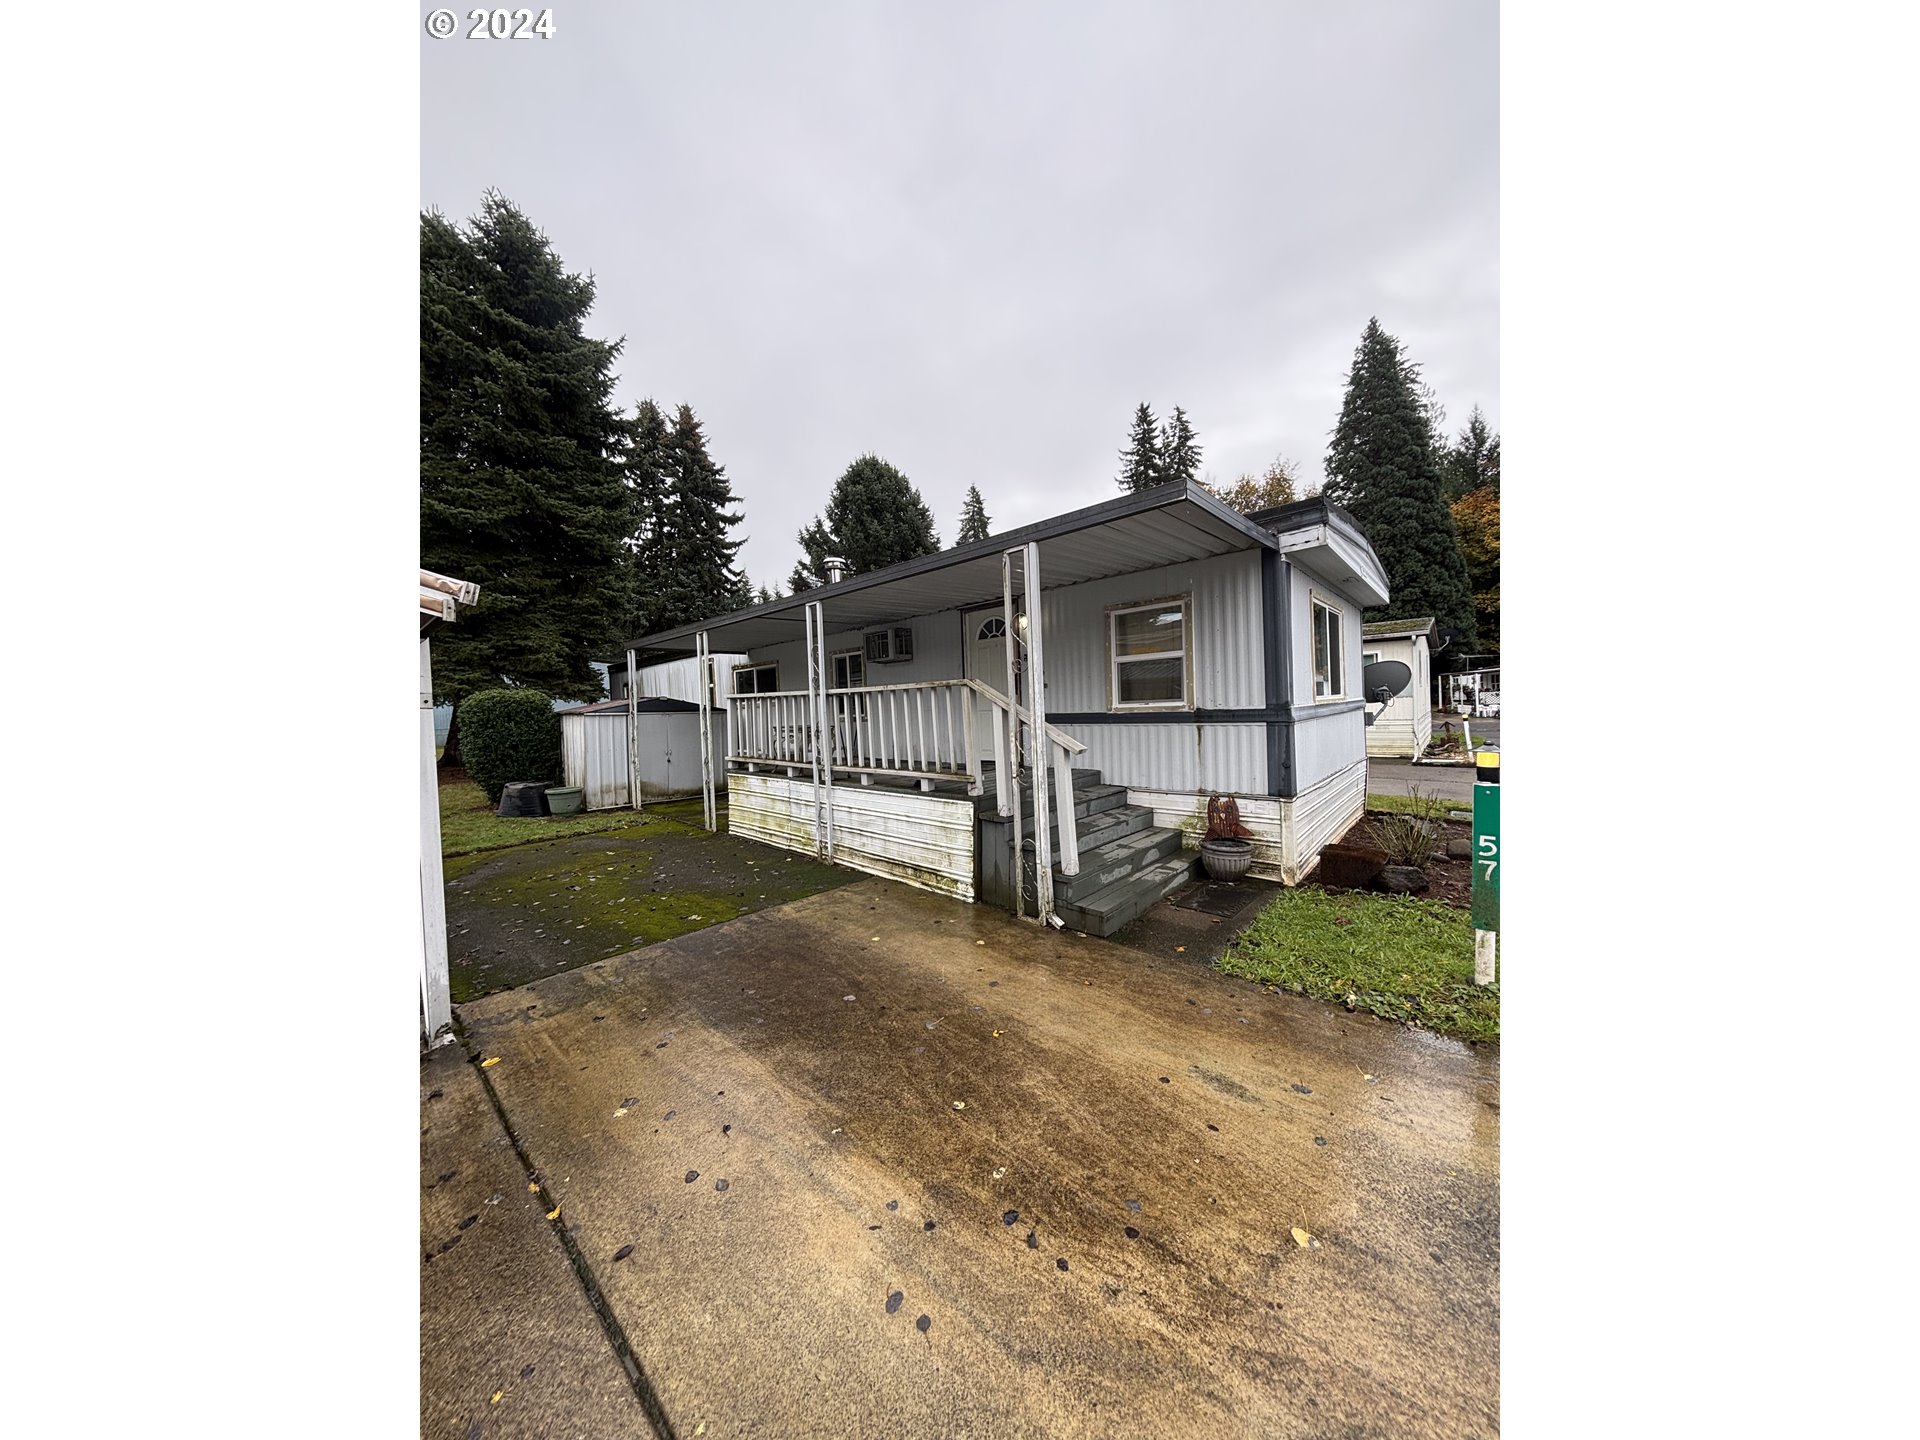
[616,481,1287,660]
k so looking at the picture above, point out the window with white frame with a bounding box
[732,663,778,695]
[1362,649,1381,668]
[831,650,865,690]
[1109,598,1190,708]
[1311,598,1345,699]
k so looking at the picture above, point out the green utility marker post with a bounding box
[1471,748,1500,984]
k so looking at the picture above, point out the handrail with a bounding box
[958,677,1088,756]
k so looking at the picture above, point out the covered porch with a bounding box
[620,482,1290,927]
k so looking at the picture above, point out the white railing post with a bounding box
[1023,541,1055,925]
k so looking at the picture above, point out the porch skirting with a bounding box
[727,771,977,901]
[1127,757,1367,886]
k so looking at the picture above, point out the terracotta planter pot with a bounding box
[1199,838,1254,882]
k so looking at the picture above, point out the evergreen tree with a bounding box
[654,403,749,629]
[790,455,940,588]
[1442,404,1500,501]
[957,485,991,543]
[420,193,633,764]
[1157,406,1202,487]
[1322,318,1477,641]
[619,397,674,638]
[1116,403,1161,491]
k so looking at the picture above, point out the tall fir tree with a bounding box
[654,403,749,629]
[956,484,991,543]
[1441,404,1500,502]
[789,455,940,589]
[620,397,674,639]
[1322,318,1478,641]
[1157,405,1202,487]
[420,193,633,762]
[1116,402,1161,491]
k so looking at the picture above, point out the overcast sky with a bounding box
[423,0,1497,593]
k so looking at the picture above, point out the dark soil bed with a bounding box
[1315,814,1473,909]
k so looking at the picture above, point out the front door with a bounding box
[965,608,1013,767]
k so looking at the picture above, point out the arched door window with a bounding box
[976,616,1007,642]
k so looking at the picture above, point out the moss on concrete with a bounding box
[444,822,852,1002]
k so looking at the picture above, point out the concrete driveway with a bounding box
[428,878,1499,1439]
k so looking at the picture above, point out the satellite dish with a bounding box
[1361,659,1413,707]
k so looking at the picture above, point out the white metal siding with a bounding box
[749,611,966,694]
[1036,551,1264,711]
[1055,722,1267,795]
[727,773,976,900]
[627,654,748,711]
[1285,759,1367,882]
[1293,706,1365,791]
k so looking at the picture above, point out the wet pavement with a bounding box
[433,877,1500,1438]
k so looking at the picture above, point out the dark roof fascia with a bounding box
[607,481,1278,661]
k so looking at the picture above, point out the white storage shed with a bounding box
[560,697,723,810]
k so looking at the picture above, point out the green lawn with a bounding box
[1367,792,1471,817]
[1217,887,1498,1044]
[438,780,657,858]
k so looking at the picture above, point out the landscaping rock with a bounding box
[1446,838,1472,860]
[1378,866,1430,894]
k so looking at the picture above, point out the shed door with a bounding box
[966,610,1012,767]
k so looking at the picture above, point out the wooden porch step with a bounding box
[1051,853,1200,938]
[1024,825,1187,905]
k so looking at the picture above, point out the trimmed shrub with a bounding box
[460,688,561,803]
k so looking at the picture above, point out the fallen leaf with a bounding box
[491,1390,504,1405]
[976,940,985,946]
[1291,1226,1314,1249]
[991,1029,1004,1037]
[613,1244,634,1262]
[528,1183,540,1193]
[992,1166,1007,1179]
[952,1100,966,1110]
[1175,946,1185,953]
[546,1206,561,1220]
[480,1057,501,1068]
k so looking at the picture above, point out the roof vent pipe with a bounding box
[824,556,848,584]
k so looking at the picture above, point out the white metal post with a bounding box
[697,631,716,831]
[626,647,640,811]
[1024,541,1055,925]
[813,601,834,858]
[419,639,453,1045]
[1002,552,1024,918]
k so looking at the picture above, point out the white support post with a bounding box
[1024,540,1055,926]
[419,639,453,1046]
[697,631,716,831]
[1002,552,1024,919]
[1475,930,1497,986]
[805,600,833,860]
[626,647,640,811]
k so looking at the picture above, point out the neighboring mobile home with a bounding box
[1360,616,1437,758]
[615,481,1390,934]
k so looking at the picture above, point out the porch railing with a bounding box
[726,677,1088,874]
